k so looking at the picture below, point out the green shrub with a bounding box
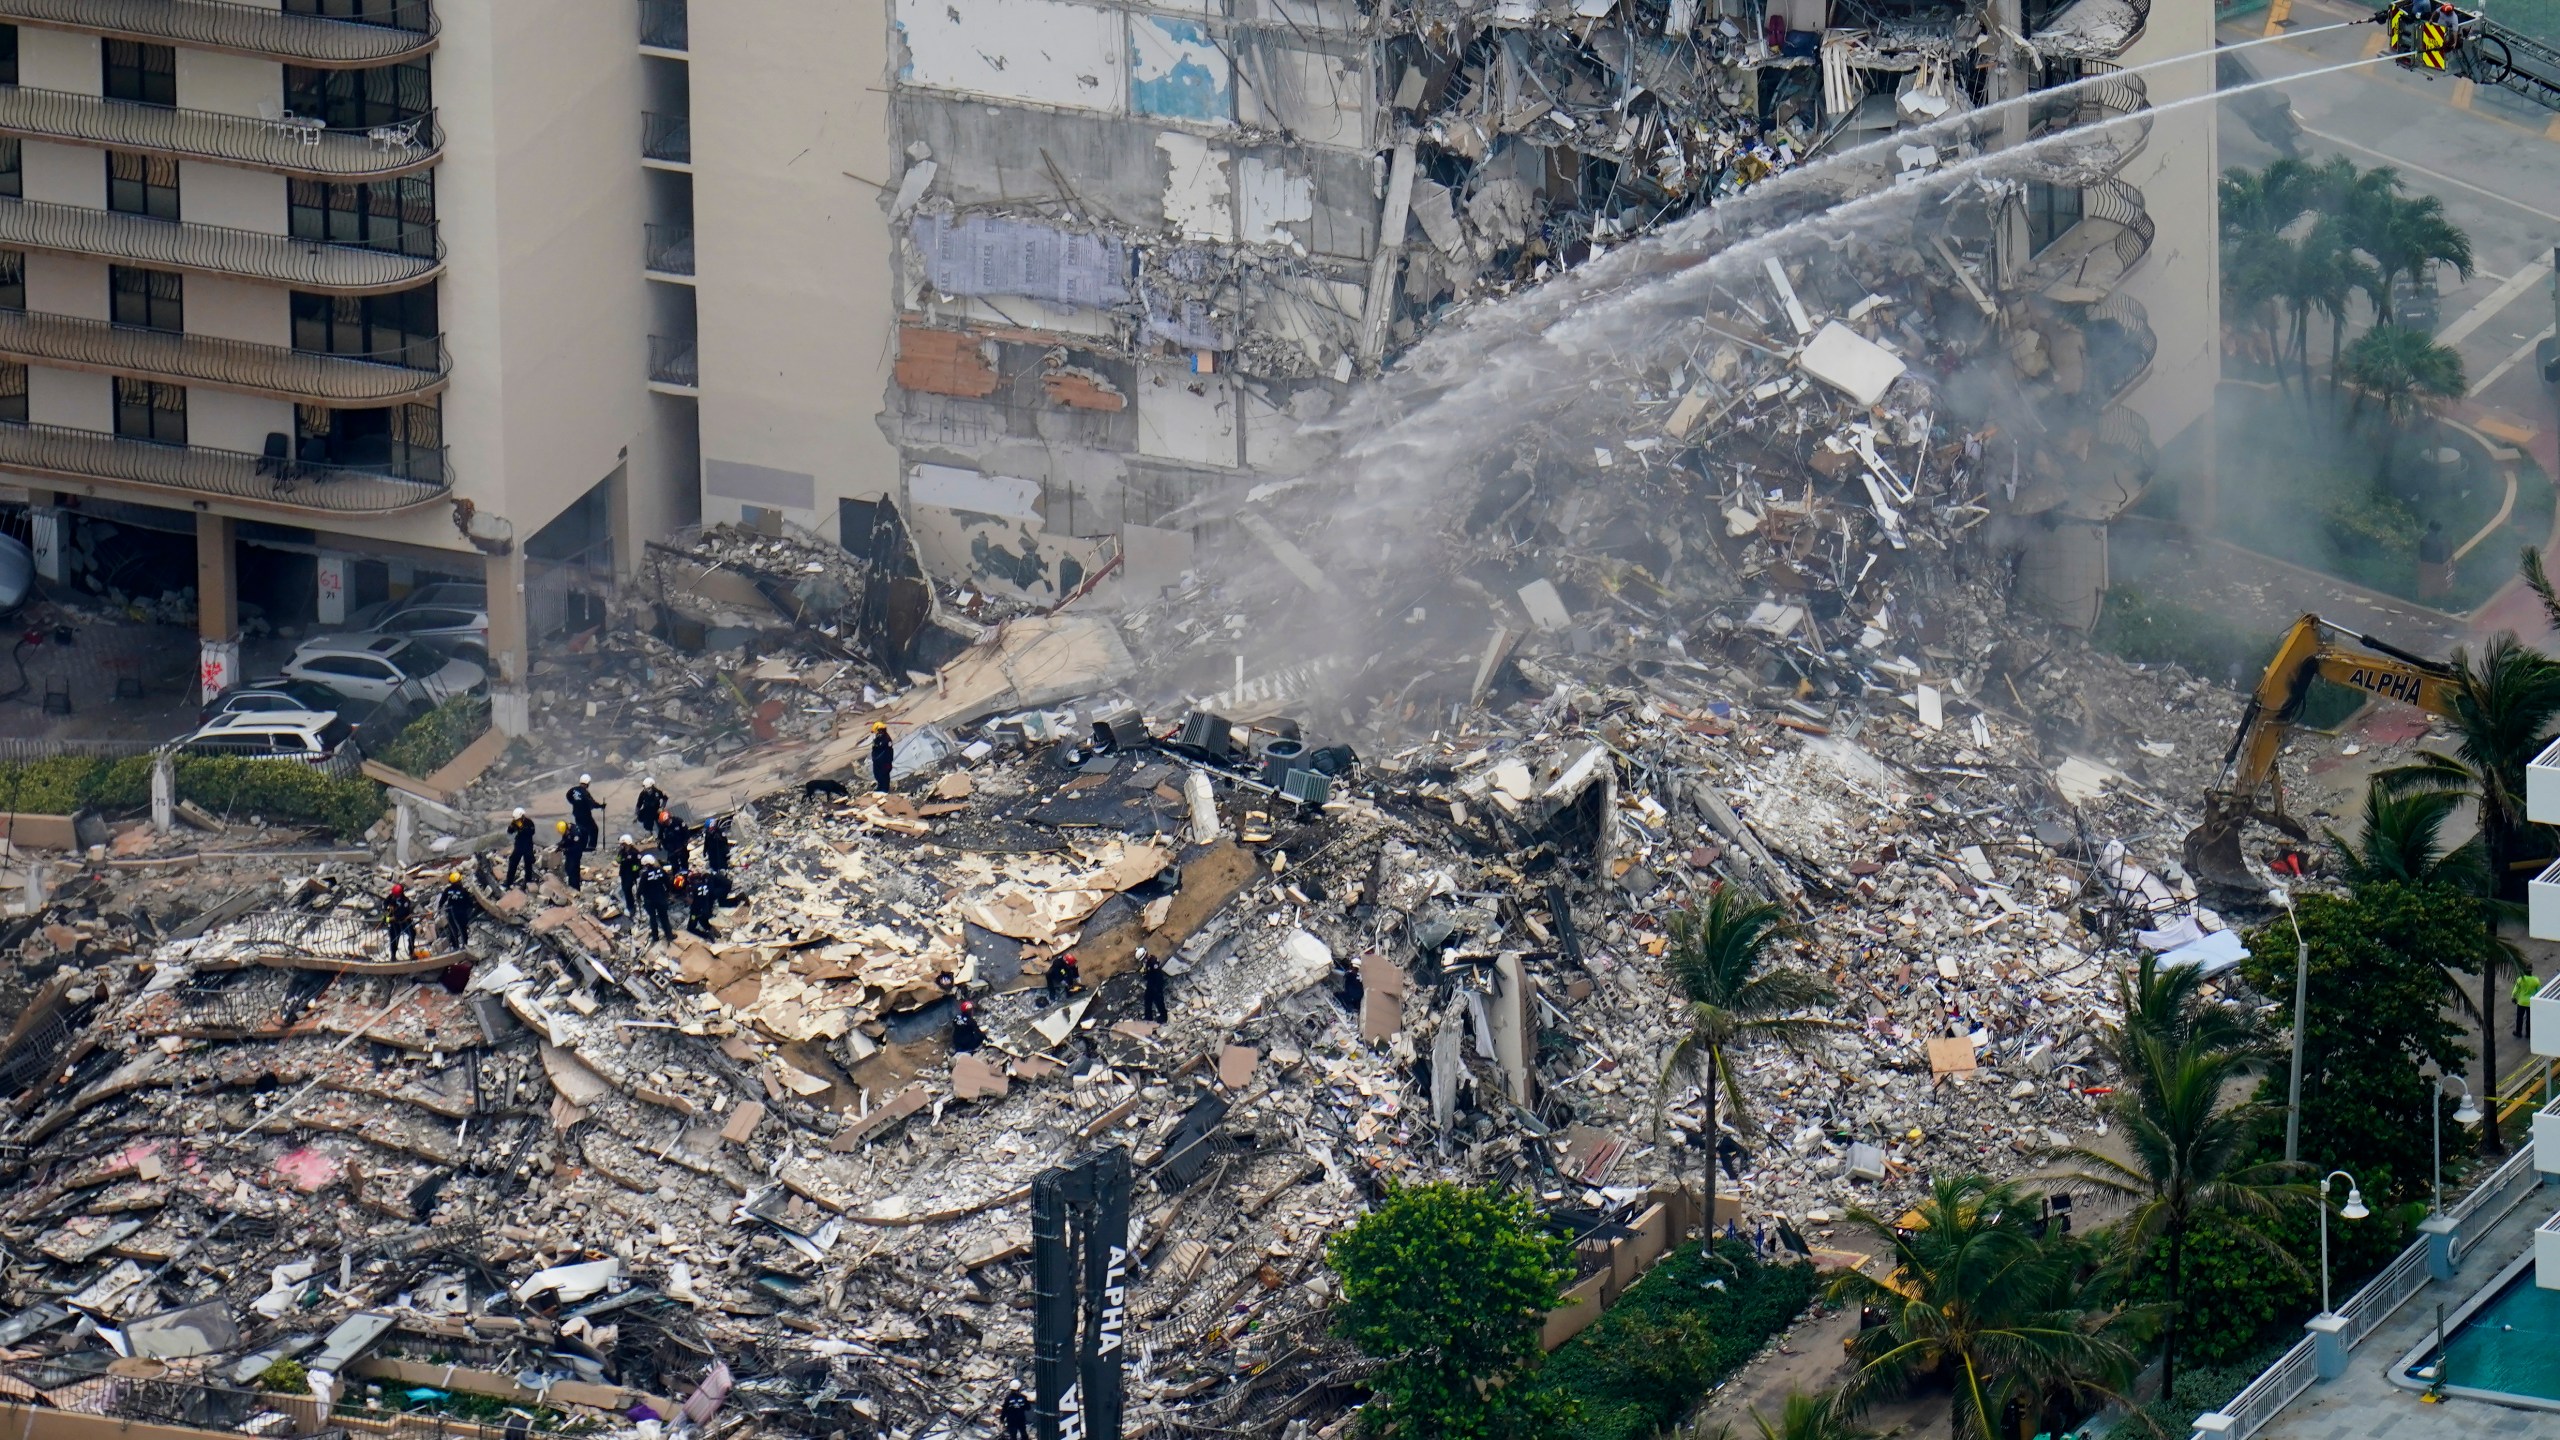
[256,1358,310,1395]
[2091,587,2271,684]
[0,757,103,814]
[1534,1239,1819,1440]
[2121,1188,2421,1368]
[372,694,489,778]
[173,757,384,836]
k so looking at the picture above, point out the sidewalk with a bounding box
[2256,1182,2560,1440]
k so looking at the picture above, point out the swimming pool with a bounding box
[2395,1253,2560,1410]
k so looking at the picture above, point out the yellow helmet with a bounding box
[447,871,462,883]
[556,820,570,833]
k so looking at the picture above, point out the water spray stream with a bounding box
[1309,49,2396,551]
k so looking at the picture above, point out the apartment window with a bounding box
[0,363,24,426]
[296,399,441,482]
[0,26,18,87]
[107,153,180,221]
[2024,182,2083,256]
[0,253,24,313]
[289,174,435,256]
[283,0,432,33]
[285,62,431,132]
[110,267,184,333]
[292,285,437,366]
[0,139,19,200]
[114,378,186,446]
[103,41,178,108]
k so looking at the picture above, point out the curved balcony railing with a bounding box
[0,198,442,294]
[0,88,440,181]
[0,420,450,514]
[644,222,694,276]
[2024,63,2151,184]
[643,111,691,165]
[2078,289,2156,401]
[0,0,437,69]
[0,310,447,404]
[2032,0,2151,61]
[639,0,687,51]
[649,333,697,388]
[2013,178,2154,300]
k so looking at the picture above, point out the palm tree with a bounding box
[1828,1176,2147,1440]
[2378,631,2560,1154]
[2109,950,2272,1085]
[2337,324,2465,481]
[2221,240,2293,389]
[2327,784,2489,894]
[2219,158,2322,239]
[2056,1027,2297,1393]
[1654,886,1838,1234]
[2278,219,2380,390]
[2360,191,2476,317]
[1746,1391,1876,1440]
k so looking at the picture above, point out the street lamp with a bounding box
[2430,1073,2485,1216]
[2318,1169,2370,1319]
[2274,886,2310,1165]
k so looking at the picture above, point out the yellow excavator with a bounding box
[2184,613,2460,890]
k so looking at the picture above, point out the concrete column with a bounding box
[316,554,349,627]
[150,754,173,834]
[2307,1313,2350,1381]
[196,514,239,703]
[28,504,63,583]
[484,547,530,737]
[2420,1215,2460,1281]
[394,795,414,869]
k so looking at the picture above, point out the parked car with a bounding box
[282,635,485,706]
[358,601,490,662]
[0,530,30,612]
[175,710,355,765]
[202,679,413,739]
[344,582,488,631]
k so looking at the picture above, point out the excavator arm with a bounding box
[2183,613,2459,890]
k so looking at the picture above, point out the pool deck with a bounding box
[2257,1182,2560,1440]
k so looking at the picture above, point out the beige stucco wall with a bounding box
[2109,3,2222,452]
[690,0,902,531]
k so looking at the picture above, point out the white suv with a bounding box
[177,710,355,765]
[284,635,486,705]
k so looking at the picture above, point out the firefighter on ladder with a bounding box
[2377,0,2463,72]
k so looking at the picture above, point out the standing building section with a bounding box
[0,0,692,728]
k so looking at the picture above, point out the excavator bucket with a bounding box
[2182,791,2307,895]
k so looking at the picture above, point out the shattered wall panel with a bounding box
[911,215,1133,310]
[1238,155,1315,249]
[909,504,1115,603]
[911,464,1043,520]
[893,96,1164,228]
[1157,133,1234,243]
[1134,364,1238,468]
[1234,39,1370,151]
[1129,16,1233,124]
[892,0,1125,114]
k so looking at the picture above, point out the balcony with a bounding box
[2537,1094,2560,1174]
[644,222,694,278]
[0,0,436,69]
[2011,178,2155,303]
[0,420,448,515]
[0,87,440,181]
[2534,965,2560,1046]
[2531,736,2560,826]
[2024,63,2151,185]
[0,310,445,404]
[648,333,697,393]
[0,198,440,294]
[642,111,691,167]
[639,0,687,52]
[2033,0,2151,62]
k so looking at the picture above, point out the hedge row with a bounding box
[371,694,489,778]
[1533,1239,1820,1440]
[0,755,383,838]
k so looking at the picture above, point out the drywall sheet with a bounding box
[1237,43,1367,150]
[893,0,1124,114]
[1238,155,1314,248]
[1135,364,1237,467]
[1130,17,1232,122]
[909,464,1042,520]
[910,506,1113,604]
[1157,133,1233,243]
[910,215,1131,310]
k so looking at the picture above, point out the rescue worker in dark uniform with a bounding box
[870,722,896,791]
[1046,950,1079,998]
[557,819,586,889]
[1141,949,1170,1023]
[634,775,667,831]
[952,998,985,1054]
[682,868,718,939]
[566,774,601,848]
[637,856,675,943]
[438,871,475,950]
[504,807,537,888]
[382,883,416,963]
[658,809,692,872]
[999,1389,1030,1440]
[616,834,643,914]
[702,815,732,873]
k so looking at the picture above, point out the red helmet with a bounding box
[389,884,404,896]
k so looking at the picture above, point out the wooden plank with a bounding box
[423,728,507,799]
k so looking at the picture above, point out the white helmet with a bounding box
[643,775,656,787]
[579,773,592,785]
[620,833,634,844]
[513,807,527,819]
[644,855,660,867]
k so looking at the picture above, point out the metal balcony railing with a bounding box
[644,222,694,275]
[0,197,440,294]
[649,333,698,388]
[642,111,691,164]
[2014,178,2155,301]
[0,87,440,180]
[0,420,449,513]
[2034,0,2151,60]
[0,0,436,69]
[2078,289,2156,401]
[639,0,687,50]
[0,310,447,403]
[2025,62,2151,183]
